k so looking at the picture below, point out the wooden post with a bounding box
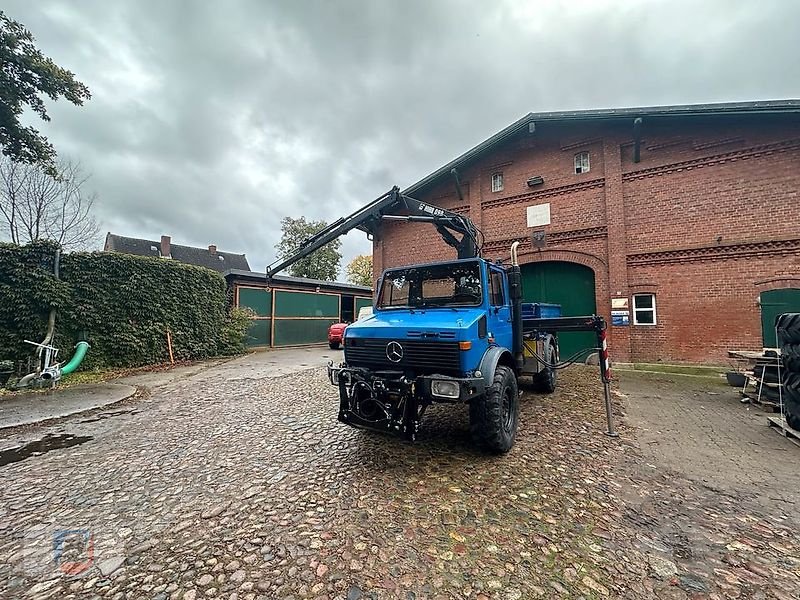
[166,329,175,365]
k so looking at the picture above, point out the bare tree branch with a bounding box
[0,156,101,250]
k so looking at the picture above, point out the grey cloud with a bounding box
[3,0,799,273]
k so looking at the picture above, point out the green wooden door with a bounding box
[520,261,597,361]
[760,288,800,347]
[237,287,272,347]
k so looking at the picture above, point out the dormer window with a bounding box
[574,152,590,174]
[491,172,504,192]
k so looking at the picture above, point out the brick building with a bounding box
[373,100,800,364]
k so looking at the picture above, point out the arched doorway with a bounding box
[761,288,800,347]
[521,261,597,360]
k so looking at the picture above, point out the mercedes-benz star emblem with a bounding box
[386,341,403,363]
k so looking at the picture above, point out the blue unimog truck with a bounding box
[267,184,610,452]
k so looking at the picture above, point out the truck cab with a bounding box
[344,258,512,388]
[329,256,559,452]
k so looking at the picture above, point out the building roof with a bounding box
[404,99,800,195]
[105,233,250,272]
[224,269,372,294]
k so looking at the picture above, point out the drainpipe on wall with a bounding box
[633,117,643,163]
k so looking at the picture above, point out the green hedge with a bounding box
[0,241,250,369]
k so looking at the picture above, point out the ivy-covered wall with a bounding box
[0,241,250,369]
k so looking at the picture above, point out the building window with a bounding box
[574,152,590,174]
[633,294,657,325]
[491,172,504,192]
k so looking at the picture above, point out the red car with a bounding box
[328,322,347,349]
[328,306,372,349]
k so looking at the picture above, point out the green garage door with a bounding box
[355,297,372,313]
[521,261,597,361]
[273,290,339,346]
[761,288,800,347]
[238,287,272,347]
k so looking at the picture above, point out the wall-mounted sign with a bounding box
[531,229,546,248]
[611,297,630,310]
[526,203,551,228]
[611,310,630,326]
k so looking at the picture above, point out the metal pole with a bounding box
[597,325,619,438]
[603,379,618,437]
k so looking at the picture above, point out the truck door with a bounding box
[488,266,513,349]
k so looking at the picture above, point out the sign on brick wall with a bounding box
[526,203,551,228]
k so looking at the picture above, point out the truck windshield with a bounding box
[377,262,483,309]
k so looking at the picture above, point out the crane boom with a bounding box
[266,186,480,278]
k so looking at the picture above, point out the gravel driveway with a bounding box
[0,351,798,600]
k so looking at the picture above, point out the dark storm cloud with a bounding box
[4,0,799,272]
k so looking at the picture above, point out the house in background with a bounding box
[104,233,250,273]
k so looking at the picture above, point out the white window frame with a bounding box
[491,172,504,192]
[574,151,590,174]
[632,293,657,326]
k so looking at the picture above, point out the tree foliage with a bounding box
[0,157,100,250]
[346,254,373,287]
[275,216,342,281]
[0,241,249,369]
[0,11,91,169]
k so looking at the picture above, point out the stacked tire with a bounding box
[776,313,800,431]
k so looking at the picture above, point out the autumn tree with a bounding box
[0,157,100,250]
[275,217,342,281]
[0,11,91,170]
[346,254,373,287]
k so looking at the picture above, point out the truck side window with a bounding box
[490,270,505,306]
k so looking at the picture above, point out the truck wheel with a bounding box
[470,365,518,453]
[532,342,557,393]
[329,342,340,350]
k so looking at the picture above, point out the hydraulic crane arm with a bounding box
[266,186,480,278]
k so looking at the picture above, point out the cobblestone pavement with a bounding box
[0,357,798,599]
[614,372,800,600]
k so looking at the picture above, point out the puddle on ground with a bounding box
[0,434,92,467]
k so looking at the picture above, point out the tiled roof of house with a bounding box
[104,233,250,272]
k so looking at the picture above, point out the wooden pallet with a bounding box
[767,416,800,448]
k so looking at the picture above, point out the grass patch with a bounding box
[629,363,726,377]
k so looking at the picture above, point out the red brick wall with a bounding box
[374,114,800,363]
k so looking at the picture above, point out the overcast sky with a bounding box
[4,0,799,277]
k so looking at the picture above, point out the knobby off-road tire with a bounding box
[532,342,557,393]
[782,372,800,431]
[470,365,519,453]
[776,313,800,346]
[780,343,800,372]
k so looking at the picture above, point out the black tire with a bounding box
[329,341,340,350]
[783,372,800,430]
[470,365,519,453]
[754,365,780,384]
[780,343,800,372]
[532,342,557,393]
[776,313,800,346]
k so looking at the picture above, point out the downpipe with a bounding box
[509,241,524,371]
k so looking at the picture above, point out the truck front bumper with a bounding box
[327,362,486,441]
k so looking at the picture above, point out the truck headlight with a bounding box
[431,379,460,399]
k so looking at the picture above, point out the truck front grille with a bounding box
[344,338,461,373]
